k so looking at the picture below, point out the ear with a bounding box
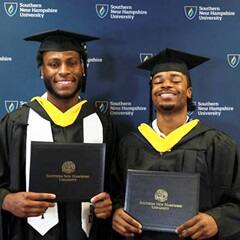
[186,87,192,99]
[81,62,85,76]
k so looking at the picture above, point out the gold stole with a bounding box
[32,96,87,127]
[138,119,199,153]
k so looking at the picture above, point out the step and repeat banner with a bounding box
[0,0,240,142]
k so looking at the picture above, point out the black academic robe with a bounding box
[0,100,117,240]
[112,122,240,240]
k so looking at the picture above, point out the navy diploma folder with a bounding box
[124,169,200,232]
[29,141,106,202]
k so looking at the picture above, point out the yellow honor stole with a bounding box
[138,119,199,153]
[32,96,87,127]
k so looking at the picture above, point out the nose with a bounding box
[161,78,173,88]
[58,63,70,76]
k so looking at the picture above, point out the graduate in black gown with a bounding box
[0,30,117,240]
[111,48,240,240]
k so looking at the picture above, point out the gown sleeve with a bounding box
[111,134,131,211]
[0,115,11,204]
[0,115,12,240]
[205,131,240,239]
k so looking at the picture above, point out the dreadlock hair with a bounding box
[186,75,196,112]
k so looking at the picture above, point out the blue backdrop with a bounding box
[0,0,239,142]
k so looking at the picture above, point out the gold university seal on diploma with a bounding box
[154,189,168,203]
[62,161,76,174]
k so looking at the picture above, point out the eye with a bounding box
[67,59,80,67]
[171,75,182,83]
[152,77,164,85]
[48,61,60,69]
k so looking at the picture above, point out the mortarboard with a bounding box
[24,29,99,52]
[137,48,209,81]
[24,29,99,92]
[137,48,209,122]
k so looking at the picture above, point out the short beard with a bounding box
[158,104,175,113]
[157,103,186,115]
[43,77,82,100]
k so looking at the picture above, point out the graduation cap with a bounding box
[138,48,209,81]
[24,29,99,52]
[24,29,99,92]
[137,48,209,121]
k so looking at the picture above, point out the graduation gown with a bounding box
[112,122,240,240]
[0,100,117,240]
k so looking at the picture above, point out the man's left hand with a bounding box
[176,212,218,239]
[91,192,112,219]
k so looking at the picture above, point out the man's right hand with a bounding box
[112,208,142,237]
[2,192,56,218]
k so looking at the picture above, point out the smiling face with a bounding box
[151,71,192,114]
[40,50,84,102]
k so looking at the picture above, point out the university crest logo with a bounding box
[5,100,18,113]
[227,54,240,68]
[96,4,109,19]
[154,189,168,203]
[139,53,153,63]
[184,6,197,20]
[62,161,76,174]
[4,2,18,17]
[95,101,109,114]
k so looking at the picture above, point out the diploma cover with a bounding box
[29,141,106,202]
[124,169,199,232]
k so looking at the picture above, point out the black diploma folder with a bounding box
[124,169,199,232]
[29,141,106,202]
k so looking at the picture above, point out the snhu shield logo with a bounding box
[188,101,197,116]
[139,53,153,63]
[184,6,197,20]
[5,100,18,113]
[227,54,240,68]
[95,101,109,114]
[96,4,109,19]
[4,2,18,17]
